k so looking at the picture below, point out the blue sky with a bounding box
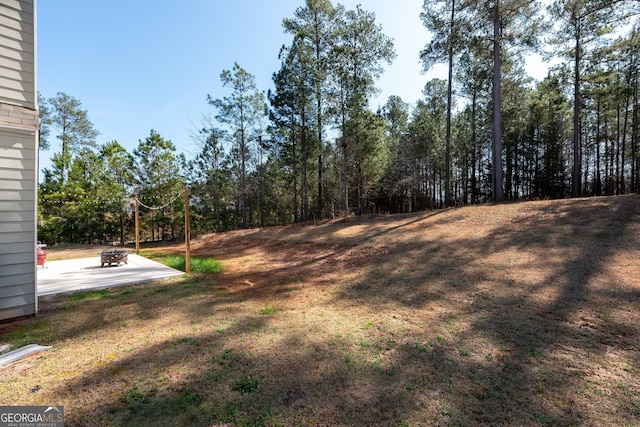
[37,1,546,177]
[36,0,440,174]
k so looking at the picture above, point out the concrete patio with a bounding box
[37,254,184,296]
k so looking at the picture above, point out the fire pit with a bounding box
[100,248,129,267]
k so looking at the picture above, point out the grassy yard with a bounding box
[1,195,639,426]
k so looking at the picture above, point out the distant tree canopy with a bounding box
[37,0,640,244]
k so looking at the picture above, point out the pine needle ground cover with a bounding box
[1,195,639,426]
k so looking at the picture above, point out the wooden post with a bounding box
[135,197,140,254]
[184,186,191,274]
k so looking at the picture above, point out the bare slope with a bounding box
[2,195,639,426]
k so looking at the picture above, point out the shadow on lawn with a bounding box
[4,196,640,425]
[54,329,433,426]
[331,195,640,425]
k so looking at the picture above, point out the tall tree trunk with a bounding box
[342,138,349,214]
[606,116,613,194]
[119,213,124,246]
[258,137,265,227]
[238,86,248,230]
[621,77,631,194]
[241,132,246,229]
[596,100,602,196]
[492,1,503,203]
[615,100,621,194]
[214,153,220,232]
[471,90,478,204]
[315,21,324,221]
[291,111,299,223]
[444,0,455,207]
[317,121,323,220]
[302,108,309,222]
[572,25,582,197]
[633,56,639,192]
[340,83,349,214]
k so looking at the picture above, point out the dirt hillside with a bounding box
[4,194,639,426]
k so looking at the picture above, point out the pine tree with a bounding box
[208,63,267,229]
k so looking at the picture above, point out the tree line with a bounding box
[37,0,640,245]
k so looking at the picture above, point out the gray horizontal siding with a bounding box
[0,250,32,266]
[0,271,32,288]
[0,166,33,180]
[0,43,31,63]
[0,0,34,21]
[0,156,33,170]
[0,178,33,190]
[0,189,34,201]
[0,1,37,321]
[0,261,32,276]
[0,1,32,19]
[0,0,35,109]
[0,270,36,321]
[0,220,33,233]
[0,144,36,160]
[0,282,35,299]
[0,32,32,54]
[0,291,35,307]
[0,240,31,255]
[0,230,33,244]
[0,124,36,145]
[0,12,34,40]
[0,269,33,287]
[0,65,34,84]
[0,199,33,211]
[0,77,33,98]
[0,210,33,222]
[0,303,35,320]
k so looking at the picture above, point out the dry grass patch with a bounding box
[44,244,108,260]
[1,195,639,426]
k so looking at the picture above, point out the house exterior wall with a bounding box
[0,0,38,321]
[0,0,35,110]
